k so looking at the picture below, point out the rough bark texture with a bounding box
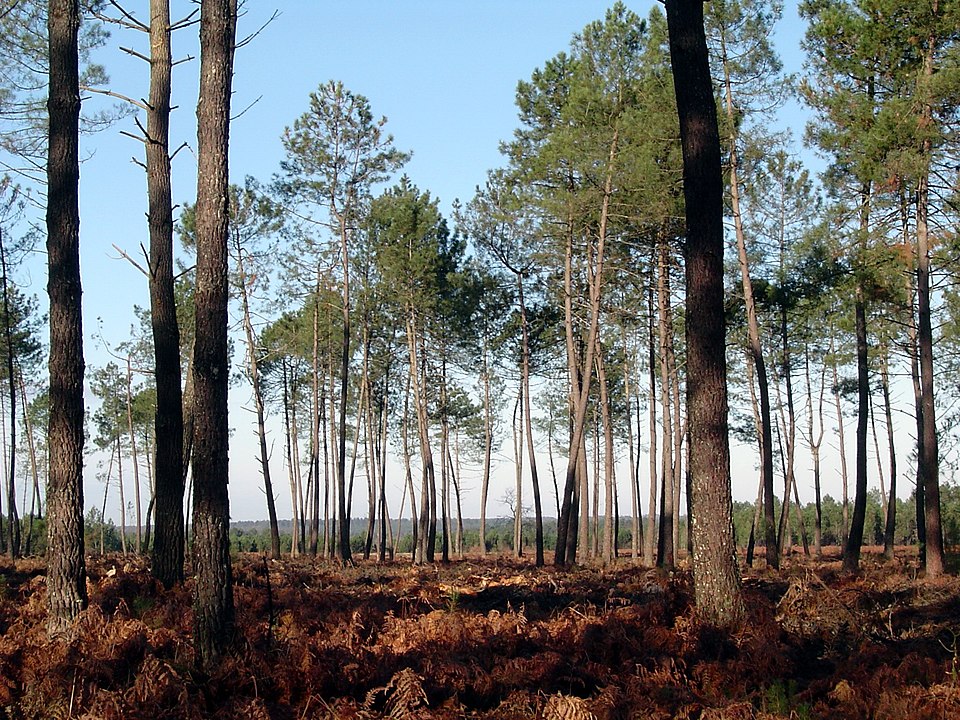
[148,0,186,589]
[665,0,744,627]
[46,0,87,637]
[191,0,237,671]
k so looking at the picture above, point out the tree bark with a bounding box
[665,0,744,627]
[46,0,87,637]
[915,15,944,575]
[843,184,871,574]
[191,0,237,671]
[147,0,186,588]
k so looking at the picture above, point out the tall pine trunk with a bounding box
[148,0,186,588]
[843,183,872,574]
[191,0,238,670]
[665,0,744,626]
[46,0,87,637]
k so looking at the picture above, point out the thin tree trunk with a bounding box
[844,182,872,574]
[283,362,300,556]
[877,350,896,559]
[646,273,658,568]
[409,314,434,565]
[620,320,641,563]
[556,126,615,566]
[235,242,280,559]
[309,295,321,556]
[401,365,418,560]
[830,340,851,546]
[21,374,42,555]
[116,434,128,555]
[479,340,492,556]
[598,347,615,565]
[803,344,826,559]
[656,237,674,569]
[440,361,451,563]
[124,356,142,553]
[517,274,544,566]
[718,10,777,572]
[512,384,523,558]
[333,210,353,565]
[744,348,762,567]
[0,237,19,559]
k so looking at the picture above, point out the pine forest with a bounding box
[0,0,958,717]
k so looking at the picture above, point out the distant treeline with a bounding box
[16,486,951,558]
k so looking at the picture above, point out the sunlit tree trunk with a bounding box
[665,0,744,626]
[146,0,186,588]
[191,0,238,670]
[46,0,87,637]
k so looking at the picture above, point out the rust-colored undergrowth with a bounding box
[0,548,957,719]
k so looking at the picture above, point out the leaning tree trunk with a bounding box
[556,134,613,567]
[46,0,88,637]
[191,0,237,671]
[236,246,280,559]
[665,0,744,627]
[517,273,544,566]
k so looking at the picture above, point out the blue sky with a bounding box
[63,1,817,522]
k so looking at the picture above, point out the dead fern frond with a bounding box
[543,693,597,720]
[364,667,428,719]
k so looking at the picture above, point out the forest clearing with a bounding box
[3,0,959,712]
[0,549,956,719]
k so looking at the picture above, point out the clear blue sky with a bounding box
[65,1,815,522]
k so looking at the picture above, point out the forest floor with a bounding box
[0,547,957,719]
